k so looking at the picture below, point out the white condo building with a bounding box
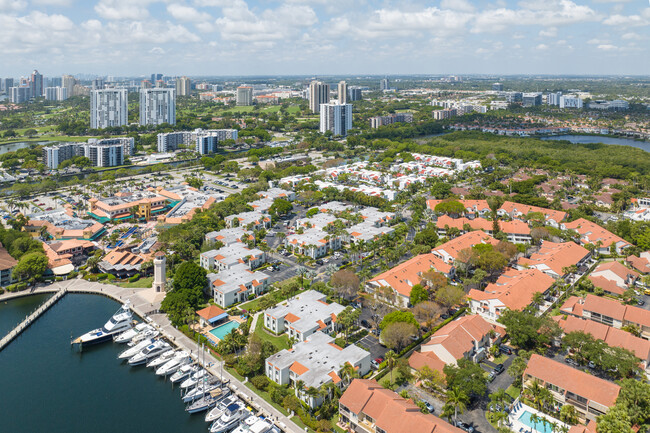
[320,102,353,137]
[45,87,68,101]
[90,88,128,129]
[309,81,329,113]
[139,88,176,126]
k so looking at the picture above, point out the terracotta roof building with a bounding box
[266,332,370,409]
[523,354,620,423]
[432,231,499,264]
[562,218,632,255]
[587,261,639,296]
[468,268,555,322]
[366,253,454,308]
[626,252,650,274]
[196,305,228,327]
[0,243,17,286]
[517,240,590,279]
[339,379,463,433]
[415,315,504,367]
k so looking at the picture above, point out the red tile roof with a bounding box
[525,354,620,407]
[469,268,554,311]
[517,241,589,276]
[197,305,226,321]
[423,315,504,361]
[368,253,452,297]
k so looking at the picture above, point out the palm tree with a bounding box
[294,379,305,398]
[491,410,508,428]
[527,379,546,410]
[488,389,509,413]
[530,413,540,432]
[446,387,468,425]
[340,362,358,385]
[385,350,397,383]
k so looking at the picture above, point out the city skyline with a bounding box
[0,0,648,77]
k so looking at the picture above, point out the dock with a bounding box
[0,289,67,352]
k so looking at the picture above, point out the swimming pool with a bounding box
[209,321,240,340]
[517,410,554,433]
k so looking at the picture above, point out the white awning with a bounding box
[52,263,75,275]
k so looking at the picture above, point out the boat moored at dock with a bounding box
[72,302,133,347]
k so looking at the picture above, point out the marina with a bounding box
[0,281,298,433]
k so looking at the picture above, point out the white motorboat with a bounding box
[146,349,175,368]
[180,369,206,390]
[72,302,133,346]
[127,326,159,346]
[128,340,171,366]
[156,351,190,376]
[113,322,148,344]
[118,338,153,360]
[170,364,198,384]
[233,418,274,433]
[181,379,220,403]
[185,388,226,413]
[205,395,240,423]
[209,402,249,433]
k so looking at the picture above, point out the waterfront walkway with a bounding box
[0,279,304,433]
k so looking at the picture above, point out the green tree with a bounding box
[616,379,650,427]
[445,386,469,425]
[414,225,439,248]
[559,404,579,425]
[382,321,417,352]
[380,310,418,330]
[499,309,561,350]
[596,404,634,433]
[269,198,293,216]
[12,251,48,283]
[409,284,428,306]
[337,306,360,344]
[161,261,206,326]
[435,285,465,309]
[434,200,466,216]
[443,358,487,400]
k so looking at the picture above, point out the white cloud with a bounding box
[0,0,26,11]
[167,4,210,22]
[539,27,557,37]
[621,32,643,40]
[597,44,618,50]
[94,0,160,20]
[603,8,650,26]
[536,43,549,50]
[359,7,473,38]
[32,0,74,5]
[441,0,474,12]
[0,11,74,53]
[149,46,165,54]
[587,38,609,44]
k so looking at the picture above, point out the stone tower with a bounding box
[153,251,166,292]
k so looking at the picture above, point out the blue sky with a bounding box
[0,0,649,77]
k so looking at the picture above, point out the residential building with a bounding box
[157,130,194,152]
[348,86,362,102]
[337,81,348,105]
[80,138,134,167]
[45,86,67,101]
[492,83,504,92]
[547,92,562,106]
[209,263,270,307]
[523,354,620,423]
[320,102,353,137]
[30,70,43,98]
[432,231,499,264]
[554,315,650,368]
[263,290,344,341]
[413,315,505,371]
[369,113,413,129]
[516,241,591,279]
[435,215,531,244]
[25,209,105,240]
[225,211,271,231]
[140,88,176,126]
[10,86,31,103]
[561,294,650,339]
[42,143,81,169]
[562,218,632,254]
[257,188,296,202]
[175,76,191,96]
[205,227,253,247]
[91,78,104,90]
[626,252,650,273]
[587,261,639,296]
[380,78,389,90]
[285,228,341,259]
[90,88,128,129]
[366,253,453,308]
[506,92,523,104]
[468,269,555,322]
[432,109,457,120]
[196,305,227,328]
[0,243,18,286]
[339,379,463,433]
[62,74,76,98]
[195,129,238,155]
[309,81,329,113]
[200,243,266,272]
[236,86,253,106]
[266,332,370,408]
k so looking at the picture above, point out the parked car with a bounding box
[315,259,324,266]
[371,357,383,369]
[638,299,645,306]
[423,401,434,413]
[360,319,370,328]
[565,357,578,366]
[487,372,496,382]
[454,421,475,433]
[499,345,513,355]
[493,363,505,375]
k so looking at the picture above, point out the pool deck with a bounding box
[198,315,246,345]
[509,401,569,433]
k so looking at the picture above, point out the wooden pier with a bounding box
[0,289,67,352]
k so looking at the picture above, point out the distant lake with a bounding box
[0,140,62,155]
[541,134,650,153]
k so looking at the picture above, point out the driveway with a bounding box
[356,335,388,360]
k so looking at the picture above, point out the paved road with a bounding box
[356,335,389,361]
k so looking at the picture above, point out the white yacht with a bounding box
[233,418,274,433]
[113,322,150,344]
[170,364,198,384]
[128,326,159,346]
[146,349,175,368]
[205,395,240,423]
[118,338,153,360]
[185,388,225,413]
[156,352,190,376]
[180,369,206,390]
[209,402,249,433]
[182,379,220,403]
[72,302,132,346]
[128,340,171,366]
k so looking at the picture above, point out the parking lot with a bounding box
[356,335,389,361]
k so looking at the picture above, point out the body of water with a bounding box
[0,294,208,433]
[541,134,650,152]
[0,293,51,337]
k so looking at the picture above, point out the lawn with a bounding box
[253,318,291,351]
[492,353,509,364]
[506,384,521,401]
[117,276,154,288]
